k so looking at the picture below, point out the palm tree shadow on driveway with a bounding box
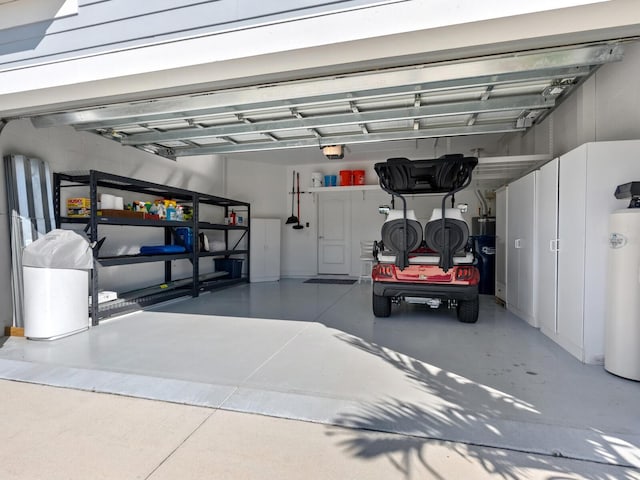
[326,334,639,480]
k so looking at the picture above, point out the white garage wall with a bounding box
[223,157,287,277]
[280,160,487,278]
[225,158,286,218]
[501,41,640,158]
[0,119,224,328]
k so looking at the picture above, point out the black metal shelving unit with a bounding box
[54,170,250,325]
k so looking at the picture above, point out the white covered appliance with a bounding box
[605,182,640,381]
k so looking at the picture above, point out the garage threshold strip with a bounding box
[0,357,637,470]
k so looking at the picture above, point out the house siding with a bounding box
[0,0,398,70]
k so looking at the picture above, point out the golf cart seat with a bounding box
[424,208,470,267]
[380,209,423,255]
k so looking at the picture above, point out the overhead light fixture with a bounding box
[322,145,344,160]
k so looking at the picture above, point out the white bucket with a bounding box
[311,172,323,187]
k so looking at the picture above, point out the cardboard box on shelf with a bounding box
[98,209,160,220]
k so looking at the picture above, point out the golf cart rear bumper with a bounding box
[373,282,478,301]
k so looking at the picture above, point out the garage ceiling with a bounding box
[29,42,623,177]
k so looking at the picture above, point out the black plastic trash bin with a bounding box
[473,235,496,295]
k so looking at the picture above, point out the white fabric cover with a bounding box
[428,208,466,222]
[385,209,418,222]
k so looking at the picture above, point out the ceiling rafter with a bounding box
[120,95,552,146]
[291,107,321,138]
[171,123,525,156]
[350,101,370,135]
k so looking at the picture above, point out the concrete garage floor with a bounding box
[0,279,638,478]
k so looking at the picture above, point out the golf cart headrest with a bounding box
[374,154,478,195]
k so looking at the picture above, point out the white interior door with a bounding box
[318,193,351,274]
[536,159,559,335]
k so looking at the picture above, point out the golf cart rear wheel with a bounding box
[457,296,479,323]
[373,292,391,317]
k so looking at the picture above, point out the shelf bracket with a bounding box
[231,230,248,251]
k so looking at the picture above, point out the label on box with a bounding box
[68,208,90,217]
[67,198,91,217]
[67,198,91,208]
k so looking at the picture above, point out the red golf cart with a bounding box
[371,154,480,323]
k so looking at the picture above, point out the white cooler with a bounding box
[23,266,89,340]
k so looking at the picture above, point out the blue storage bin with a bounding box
[215,258,243,278]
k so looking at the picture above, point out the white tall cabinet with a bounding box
[555,147,589,360]
[495,187,507,303]
[506,172,537,326]
[250,218,281,282]
[535,158,559,341]
[533,141,640,364]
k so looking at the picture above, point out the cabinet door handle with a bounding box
[515,239,522,249]
[549,239,560,252]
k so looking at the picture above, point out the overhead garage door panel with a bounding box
[25,42,624,165]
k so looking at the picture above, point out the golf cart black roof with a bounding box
[374,154,478,195]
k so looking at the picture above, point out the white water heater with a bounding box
[606,206,640,381]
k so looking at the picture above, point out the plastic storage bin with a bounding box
[473,235,496,295]
[215,258,244,278]
[175,227,193,252]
